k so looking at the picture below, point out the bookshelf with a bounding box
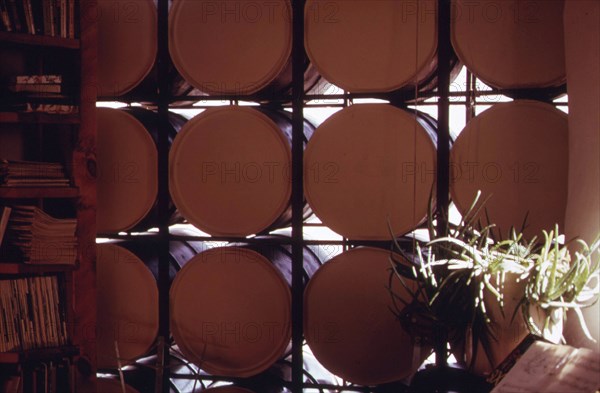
[0,0,96,391]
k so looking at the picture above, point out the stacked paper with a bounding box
[0,160,70,187]
[7,206,77,264]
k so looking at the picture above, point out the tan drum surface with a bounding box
[97,108,158,234]
[97,0,157,96]
[169,106,292,236]
[170,247,291,377]
[303,104,437,240]
[96,244,159,369]
[169,0,292,95]
[450,100,568,239]
[96,378,140,393]
[304,0,437,92]
[304,247,427,385]
[451,0,565,89]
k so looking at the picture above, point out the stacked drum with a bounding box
[94,0,569,389]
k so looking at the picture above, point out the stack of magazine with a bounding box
[0,275,69,351]
[6,206,77,265]
[0,159,70,187]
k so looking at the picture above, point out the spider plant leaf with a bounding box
[573,307,597,343]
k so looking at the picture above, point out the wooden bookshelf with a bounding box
[0,112,80,124]
[0,263,75,274]
[0,187,79,199]
[0,1,97,390]
[0,31,79,49]
[0,346,78,364]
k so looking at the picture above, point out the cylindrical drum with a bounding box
[96,238,202,369]
[304,247,429,385]
[169,0,321,96]
[169,106,313,237]
[451,0,565,91]
[96,107,185,234]
[303,104,437,240]
[233,233,325,286]
[96,0,157,97]
[305,0,442,94]
[450,100,568,240]
[96,243,159,369]
[170,247,292,377]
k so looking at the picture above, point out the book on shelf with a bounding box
[0,0,75,38]
[42,0,55,37]
[0,0,11,32]
[0,102,79,114]
[5,205,77,265]
[0,206,11,248]
[13,74,62,84]
[6,0,23,33]
[0,275,69,352]
[0,159,71,188]
[9,84,61,94]
[7,74,64,96]
[22,0,34,34]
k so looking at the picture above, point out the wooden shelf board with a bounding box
[0,112,80,124]
[0,346,79,364]
[0,187,79,199]
[0,32,79,49]
[0,263,75,274]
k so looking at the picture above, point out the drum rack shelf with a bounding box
[96,1,569,392]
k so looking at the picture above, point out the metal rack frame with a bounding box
[95,0,567,391]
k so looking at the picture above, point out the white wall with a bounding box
[563,0,600,351]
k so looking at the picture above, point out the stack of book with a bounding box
[0,0,76,38]
[0,159,70,187]
[6,205,77,265]
[0,275,69,351]
[8,74,62,95]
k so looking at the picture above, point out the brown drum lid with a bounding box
[451,0,565,89]
[304,0,438,93]
[304,247,429,385]
[97,0,157,96]
[450,100,568,239]
[169,0,292,95]
[97,108,158,234]
[303,104,437,240]
[169,106,292,236]
[170,247,291,377]
[96,244,159,369]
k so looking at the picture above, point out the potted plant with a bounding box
[388,192,600,389]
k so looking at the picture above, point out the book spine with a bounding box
[0,282,8,352]
[67,0,73,38]
[6,0,21,32]
[23,0,35,35]
[0,0,12,32]
[42,0,51,36]
[15,75,62,84]
[59,0,65,38]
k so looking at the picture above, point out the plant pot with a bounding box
[453,273,530,376]
[528,305,564,344]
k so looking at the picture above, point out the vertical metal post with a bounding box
[291,0,306,392]
[156,0,171,391]
[436,0,452,367]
